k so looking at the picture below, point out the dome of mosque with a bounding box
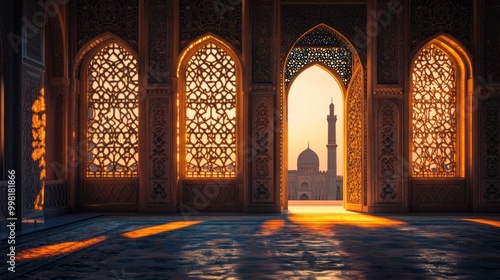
[297,147,320,172]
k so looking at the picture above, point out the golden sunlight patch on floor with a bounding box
[122,221,204,239]
[17,236,106,261]
[288,200,405,235]
[462,218,500,228]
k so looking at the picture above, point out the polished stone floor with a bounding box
[1,202,499,279]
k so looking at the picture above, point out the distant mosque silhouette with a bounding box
[288,100,343,200]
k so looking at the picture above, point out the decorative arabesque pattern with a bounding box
[410,0,472,51]
[346,69,363,204]
[252,100,273,203]
[482,101,500,200]
[150,101,170,203]
[22,71,43,213]
[179,0,242,51]
[411,45,457,177]
[285,47,352,87]
[484,1,500,82]
[378,101,399,201]
[76,0,138,50]
[185,43,237,178]
[86,43,139,177]
[285,27,353,87]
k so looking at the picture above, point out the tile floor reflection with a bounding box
[1,202,499,279]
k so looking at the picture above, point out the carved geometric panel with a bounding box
[23,0,44,65]
[251,1,274,83]
[377,0,403,84]
[54,94,66,179]
[410,0,472,52]
[149,99,170,204]
[411,182,466,205]
[481,100,500,203]
[85,183,138,204]
[484,0,500,82]
[376,100,401,204]
[148,1,171,84]
[48,17,65,77]
[179,0,242,51]
[346,69,364,205]
[44,181,68,209]
[281,4,367,66]
[21,70,44,214]
[251,96,274,204]
[182,183,238,207]
[76,0,138,50]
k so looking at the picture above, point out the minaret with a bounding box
[326,99,338,199]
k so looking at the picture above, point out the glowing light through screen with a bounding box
[288,65,344,174]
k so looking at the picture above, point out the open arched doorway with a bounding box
[281,24,365,211]
[287,64,344,201]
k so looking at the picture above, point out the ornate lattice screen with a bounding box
[184,43,237,178]
[285,26,353,87]
[411,44,457,177]
[86,43,139,177]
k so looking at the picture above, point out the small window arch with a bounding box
[410,37,471,178]
[178,36,242,179]
[85,42,139,177]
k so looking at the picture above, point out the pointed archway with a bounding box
[281,24,366,211]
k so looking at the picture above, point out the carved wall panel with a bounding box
[84,183,138,204]
[23,0,44,64]
[44,181,68,209]
[481,100,500,203]
[48,17,64,77]
[251,96,274,204]
[374,86,403,96]
[182,183,238,207]
[149,99,170,204]
[179,0,241,51]
[148,0,171,85]
[280,4,367,66]
[346,69,364,205]
[0,0,5,40]
[376,100,401,204]
[484,0,500,82]
[376,0,403,84]
[411,182,466,206]
[21,70,44,214]
[54,93,66,179]
[410,0,472,52]
[76,0,138,51]
[251,0,274,84]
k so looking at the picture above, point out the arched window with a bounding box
[300,182,309,190]
[180,41,238,178]
[411,44,463,178]
[85,43,139,177]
